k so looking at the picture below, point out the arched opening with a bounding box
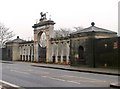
[78,46,84,62]
[39,32,46,48]
[38,32,46,62]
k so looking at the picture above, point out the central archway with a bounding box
[32,17,55,62]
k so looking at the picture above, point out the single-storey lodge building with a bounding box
[4,14,119,68]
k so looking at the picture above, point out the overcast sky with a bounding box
[0,0,119,40]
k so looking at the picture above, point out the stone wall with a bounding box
[6,44,13,61]
[0,48,7,60]
[70,36,92,66]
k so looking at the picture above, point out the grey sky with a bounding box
[0,0,119,40]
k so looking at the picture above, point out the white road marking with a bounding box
[10,70,29,75]
[67,81,81,84]
[63,75,106,82]
[0,80,19,87]
[42,76,65,81]
[41,76,81,84]
[75,80,106,83]
[34,71,49,74]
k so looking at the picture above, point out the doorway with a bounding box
[78,46,84,62]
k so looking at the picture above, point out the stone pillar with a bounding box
[24,47,26,61]
[34,41,39,62]
[21,46,23,61]
[32,44,34,62]
[20,46,22,61]
[55,43,58,63]
[23,46,25,61]
[29,45,32,62]
[51,43,54,62]
[26,46,28,61]
[66,42,70,64]
[61,43,63,63]
[28,45,30,61]
[46,32,50,63]
[33,31,39,62]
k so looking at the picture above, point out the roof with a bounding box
[19,40,34,44]
[6,36,25,44]
[71,22,117,35]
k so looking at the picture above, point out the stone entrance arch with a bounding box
[32,18,55,62]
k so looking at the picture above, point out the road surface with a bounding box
[1,61,118,88]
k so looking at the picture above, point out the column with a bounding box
[51,43,54,63]
[46,34,49,63]
[21,46,23,61]
[34,42,39,62]
[29,45,31,62]
[24,46,25,61]
[32,44,34,62]
[61,43,63,63]
[23,46,25,61]
[55,43,58,63]
[66,42,70,64]
[34,32,39,62]
[20,46,22,61]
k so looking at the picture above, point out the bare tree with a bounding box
[54,28,72,38]
[73,26,83,31]
[0,23,15,48]
[54,30,62,38]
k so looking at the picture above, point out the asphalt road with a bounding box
[1,61,118,88]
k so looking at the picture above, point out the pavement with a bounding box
[31,63,119,76]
